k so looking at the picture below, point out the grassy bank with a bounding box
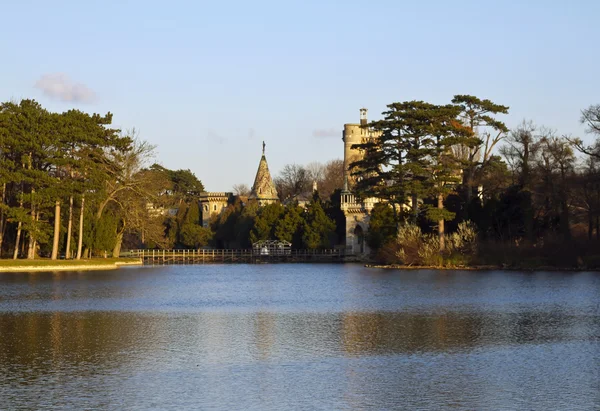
[0,258,142,272]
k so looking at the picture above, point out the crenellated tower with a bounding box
[342,108,380,188]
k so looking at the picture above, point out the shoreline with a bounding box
[0,259,143,273]
[365,264,600,272]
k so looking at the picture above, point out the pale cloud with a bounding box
[312,128,339,138]
[34,73,96,103]
[207,129,227,144]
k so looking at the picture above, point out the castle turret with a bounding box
[343,108,378,187]
[249,141,279,205]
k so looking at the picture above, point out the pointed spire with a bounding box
[249,141,278,203]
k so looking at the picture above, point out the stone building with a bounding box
[199,142,278,227]
[341,109,381,255]
[248,142,279,206]
[342,108,381,188]
[199,192,233,227]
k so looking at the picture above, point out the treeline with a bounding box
[0,99,207,259]
[354,96,600,268]
[208,196,341,250]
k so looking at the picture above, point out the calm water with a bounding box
[0,264,599,410]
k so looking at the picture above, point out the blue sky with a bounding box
[2,0,599,190]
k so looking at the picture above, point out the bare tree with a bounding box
[305,162,325,184]
[274,164,310,201]
[500,120,540,188]
[581,104,600,135]
[232,183,250,196]
[320,159,344,200]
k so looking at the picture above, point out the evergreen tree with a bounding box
[250,203,284,243]
[302,199,335,249]
[275,203,304,247]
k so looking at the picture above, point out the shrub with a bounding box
[376,221,479,267]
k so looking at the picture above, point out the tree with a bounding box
[302,199,335,249]
[250,203,284,243]
[305,162,325,184]
[232,183,250,196]
[571,104,600,158]
[366,203,396,250]
[351,101,436,226]
[499,121,540,241]
[275,203,304,246]
[451,96,509,212]
[178,202,211,249]
[319,159,344,201]
[581,104,600,136]
[425,105,475,250]
[274,164,310,201]
[537,134,575,240]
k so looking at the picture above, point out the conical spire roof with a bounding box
[249,142,278,201]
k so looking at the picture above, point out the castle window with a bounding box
[213,205,217,211]
[204,205,208,211]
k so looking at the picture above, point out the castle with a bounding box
[340,108,382,255]
[199,141,278,227]
[199,109,380,255]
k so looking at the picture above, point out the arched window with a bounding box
[213,204,217,211]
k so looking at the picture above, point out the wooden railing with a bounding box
[128,248,347,264]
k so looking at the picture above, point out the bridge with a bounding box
[129,248,352,265]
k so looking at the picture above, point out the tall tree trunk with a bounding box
[588,207,594,241]
[438,193,445,252]
[26,155,37,260]
[51,200,61,260]
[0,183,5,254]
[76,195,85,260]
[0,214,5,258]
[65,196,74,259]
[13,222,22,260]
[463,168,475,218]
[27,210,39,260]
[112,226,125,258]
[13,191,25,260]
[411,193,418,224]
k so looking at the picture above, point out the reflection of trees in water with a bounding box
[341,310,597,356]
[1,309,595,378]
[0,312,167,380]
[342,312,482,355]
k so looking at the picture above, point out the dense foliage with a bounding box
[4,97,600,268]
[359,97,600,268]
[0,99,206,259]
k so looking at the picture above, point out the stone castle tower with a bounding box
[248,141,279,205]
[341,109,381,255]
[342,108,380,187]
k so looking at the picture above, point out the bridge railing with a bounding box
[128,248,346,259]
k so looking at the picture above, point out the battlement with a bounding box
[199,192,233,201]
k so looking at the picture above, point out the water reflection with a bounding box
[0,266,599,410]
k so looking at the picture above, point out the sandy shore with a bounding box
[0,259,143,273]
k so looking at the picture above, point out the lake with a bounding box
[0,264,599,410]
